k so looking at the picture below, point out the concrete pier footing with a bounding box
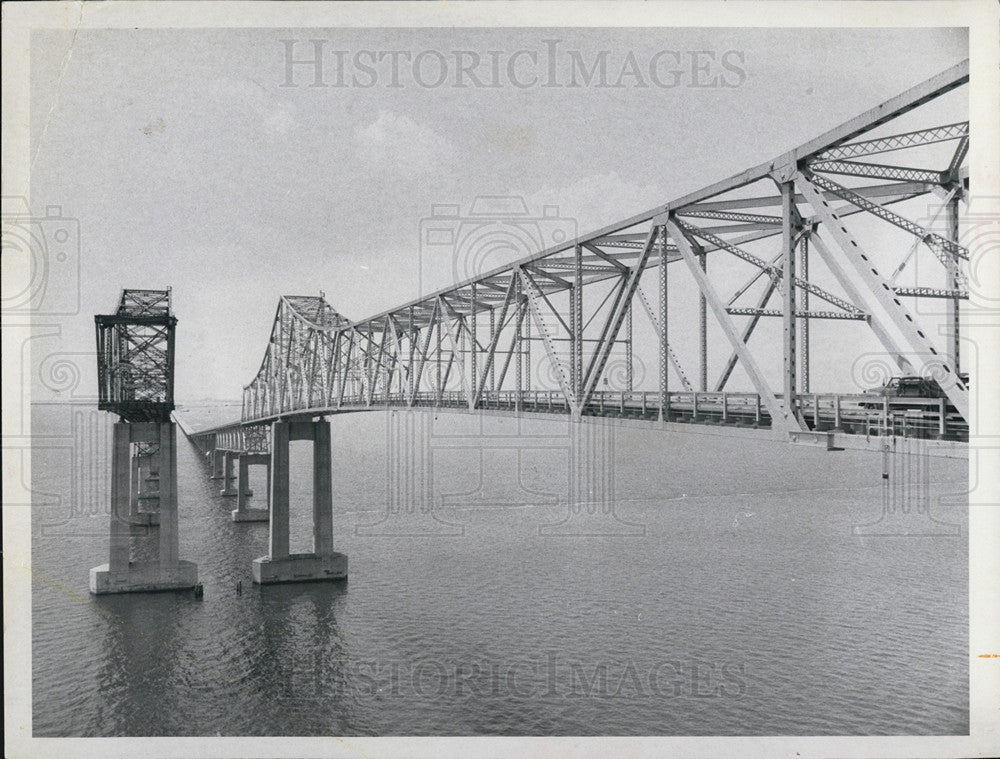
[90,421,198,594]
[253,420,347,585]
[90,560,198,594]
[252,553,348,584]
[232,508,270,522]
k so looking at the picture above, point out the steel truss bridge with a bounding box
[192,60,972,453]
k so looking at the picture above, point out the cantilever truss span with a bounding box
[236,60,971,440]
[96,288,177,423]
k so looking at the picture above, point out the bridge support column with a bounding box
[219,450,238,496]
[252,420,347,584]
[210,447,225,479]
[232,452,270,522]
[130,450,160,529]
[90,421,198,594]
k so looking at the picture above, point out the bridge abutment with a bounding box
[252,420,347,584]
[90,421,198,594]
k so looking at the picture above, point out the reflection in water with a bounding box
[95,594,189,736]
[254,583,353,735]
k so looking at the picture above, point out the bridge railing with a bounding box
[228,389,967,442]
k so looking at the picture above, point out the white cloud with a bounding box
[353,110,455,178]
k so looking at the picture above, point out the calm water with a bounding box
[31,403,968,736]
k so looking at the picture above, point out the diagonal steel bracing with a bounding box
[797,174,968,418]
[667,219,800,433]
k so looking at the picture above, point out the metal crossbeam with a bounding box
[726,307,866,320]
[806,172,969,261]
[808,159,945,184]
[812,121,968,161]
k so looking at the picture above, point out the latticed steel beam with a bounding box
[808,159,946,184]
[726,307,867,320]
[676,209,782,225]
[667,219,799,433]
[806,172,969,261]
[812,121,968,162]
[893,287,969,299]
[635,282,693,392]
[676,218,862,315]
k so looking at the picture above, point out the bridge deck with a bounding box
[186,389,967,445]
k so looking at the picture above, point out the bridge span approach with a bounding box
[184,60,971,583]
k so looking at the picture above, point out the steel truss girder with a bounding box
[634,283,693,391]
[666,219,800,433]
[676,219,862,315]
[521,269,577,410]
[579,226,658,408]
[726,307,866,320]
[812,121,968,162]
[237,62,969,428]
[806,172,969,262]
[796,174,968,419]
[893,287,969,300]
[808,159,945,184]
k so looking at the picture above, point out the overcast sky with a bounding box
[25,27,967,401]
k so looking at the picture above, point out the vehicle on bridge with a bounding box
[861,374,968,410]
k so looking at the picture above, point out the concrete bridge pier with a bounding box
[219,451,238,496]
[252,420,347,584]
[90,421,198,594]
[210,447,225,480]
[232,452,270,522]
[129,448,160,529]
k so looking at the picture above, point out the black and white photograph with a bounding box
[3,2,999,757]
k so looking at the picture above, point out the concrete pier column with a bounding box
[157,423,179,568]
[268,422,291,559]
[130,450,160,529]
[109,423,132,572]
[237,455,249,509]
[220,451,238,496]
[253,419,347,584]
[129,452,140,515]
[210,448,225,479]
[90,421,198,594]
[355,409,460,536]
[232,453,269,522]
[312,421,334,556]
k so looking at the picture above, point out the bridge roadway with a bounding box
[186,388,967,457]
